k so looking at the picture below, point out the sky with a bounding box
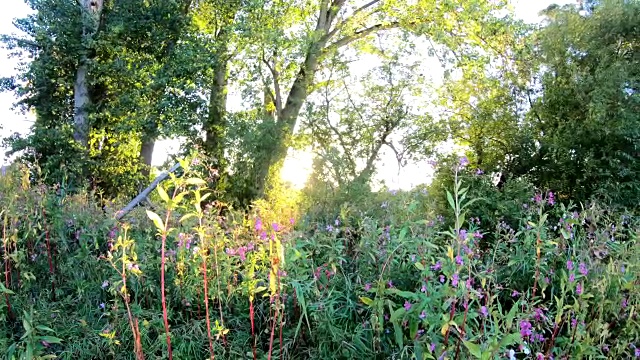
[0,0,577,187]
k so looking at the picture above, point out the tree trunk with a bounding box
[252,49,323,196]
[140,136,156,178]
[73,62,90,146]
[204,53,229,170]
[73,0,104,147]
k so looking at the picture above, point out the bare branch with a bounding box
[262,54,283,115]
[325,21,399,51]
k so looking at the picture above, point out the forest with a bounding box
[0,0,639,359]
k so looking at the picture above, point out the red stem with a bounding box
[202,256,215,359]
[161,208,174,360]
[250,299,257,360]
[42,209,56,301]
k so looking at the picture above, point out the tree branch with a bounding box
[262,54,283,115]
[325,21,399,51]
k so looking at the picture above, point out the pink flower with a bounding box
[404,301,412,311]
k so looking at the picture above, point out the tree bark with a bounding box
[140,135,156,178]
[204,50,230,169]
[73,0,105,147]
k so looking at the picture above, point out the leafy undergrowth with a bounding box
[1,158,638,360]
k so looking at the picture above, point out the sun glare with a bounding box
[280,149,314,189]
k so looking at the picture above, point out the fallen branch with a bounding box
[115,162,182,221]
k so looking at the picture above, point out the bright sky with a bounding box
[0,0,577,188]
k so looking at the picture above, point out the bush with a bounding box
[1,157,638,359]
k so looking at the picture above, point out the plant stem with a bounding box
[200,216,215,360]
[42,208,56,301]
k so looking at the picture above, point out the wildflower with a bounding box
[451,273,459,287]
[519,320,533,337]
[473,230,483,239]
[431,261,442,271]
[364,283,371,291]
[259,231,267,240]
[533,193,543,204]
[602,345,610,353]
[571,317,577,328]
[419,310,427,319]
[533,308,545,322]
[622,298,628,309]
[566,260,574,271]
[387,280,394,288]
[415,329,424,339]
[507,349,516,360]
[458,229,468,241]
[459,156,469,167]
[429,343,436,352]
[635,347,639,358]
[326,224,334,232]
[225,248,236,256]
[578,262,588,276]
[455,255,464,266]
[255,218,263,232]
[439,275,445,283]
[335,218,340,226]
[576,282,583,295]
[272,223,281,232]
[289,217,295,225]
[547,191,555,205]
[404,301,412,311]
[99,303,105,309]
[101,280,109,289]
[512,290,520,297]
[569,273,575,283]
[421,284,427,293]
[480,306,488,317]
[536,353,545,360]
[476,168,484,175]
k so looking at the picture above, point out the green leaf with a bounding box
[156,185,170,203]
[185,178,207,186]
[36,325,55,333]
[179,213,196,223]
[360,296,374,306]
[463,341,482,358]
[39,335,63,344]
[146,210,165,231]
[414,262,425,271]
[446,190,456,211]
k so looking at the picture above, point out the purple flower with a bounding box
[272,222,281,232]
[576,282,583,295]
[419,310,427,319]
[533,308,545,322]
[451,273,459,287]
[259,231,267,241]
[404,301,412,311]
[571,317,578,328]
[547,191,555,205]
[439,275,445,283]
[421,284,427,293]
[225,248,236,256]
[99,303,105,309]
[536,353,545,360]
[622,298,628,309]
[455,255,464,266]
[512,290,520,297]
[473,231,483,239]
[635,347,639,358]
[566,260,574,271]
[429,343,436,352]
[415,329,424,339]
[533,193,543,204]
[569,273,575,283]
[578,263,588,276]
[101,280,109,289]
[326,224,334,232]
[255,218,263,232]
[458,229,468,241]
[289,217,295,225]
[476,169,484,175]
[335,218,341,226]
[431,261,442,271]
[459,156,469,168]
[621,264,626,273]
[519,320,533,337]
[364,283,372,291]
[387,280,394,288]
[480,306,488,317]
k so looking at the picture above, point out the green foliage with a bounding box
[1,157,639,359]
